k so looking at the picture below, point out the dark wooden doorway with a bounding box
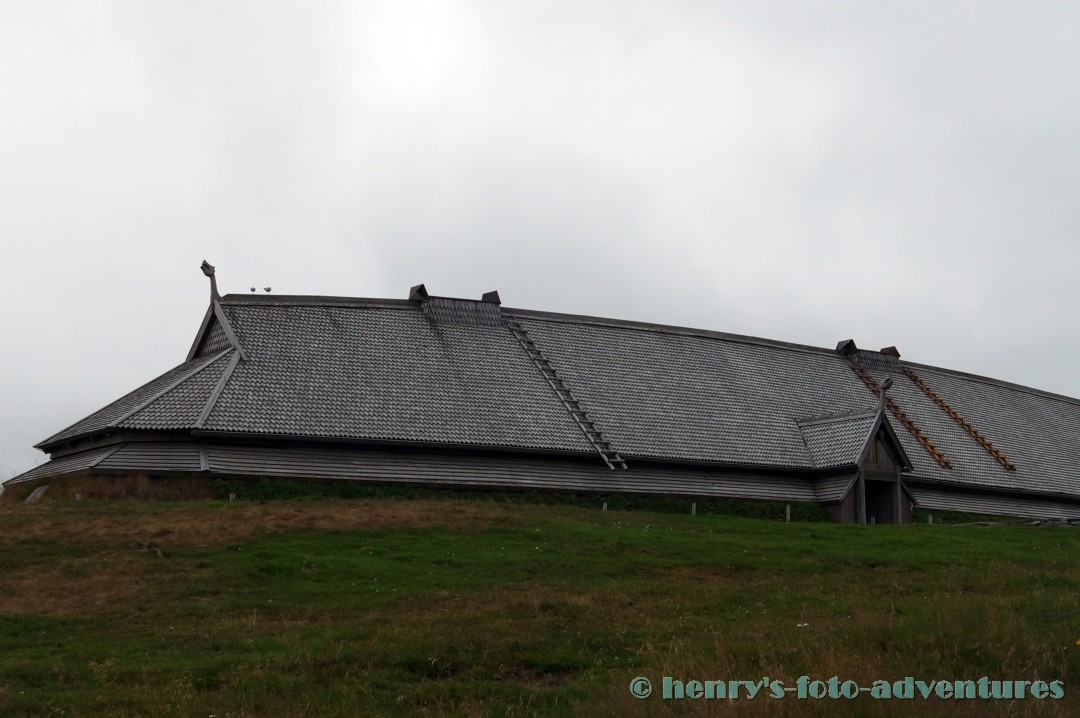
[856,424,913,524]
[864,479,898,525]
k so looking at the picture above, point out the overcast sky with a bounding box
[2,1,1079,479]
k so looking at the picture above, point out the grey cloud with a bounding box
[3,1,1080,477]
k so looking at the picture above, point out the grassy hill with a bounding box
[0,491,1077,716]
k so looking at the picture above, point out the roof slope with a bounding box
[120,352,234,430]
[909,366,1080,497]
[38,350,231,447]
[797,411,879,469]
[513,314,876,467]
[199,301,593,452]
[29,291,1080,504]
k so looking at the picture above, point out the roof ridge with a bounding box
[902,359,1080,409]
[225,293,1080,407]
[220,294,413,308]
[220,296,842,357]
[505,309,840,358]
[795,408,879,426]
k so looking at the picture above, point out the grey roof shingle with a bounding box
[850,364,1026,492]
[27,293,1080,505]
[38,350,228,446]
[798,412,878,469]
[199,302,593,451]
[195,317,231,356]
[901,366,1080,496]
[512,314,879,467]
[120,352,233,430]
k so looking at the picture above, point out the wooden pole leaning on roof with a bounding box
[903,368,1017,471]
[849,363,953,469]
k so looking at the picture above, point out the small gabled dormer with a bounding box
[857,413,916,525]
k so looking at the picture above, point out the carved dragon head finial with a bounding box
[201,260,220,300]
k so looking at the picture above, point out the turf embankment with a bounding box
[0,496,1077,717]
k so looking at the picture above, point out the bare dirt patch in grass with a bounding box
[0,499,521,550]
[0,474,220,504]
[493,662,576,688]
[0,552,148,616]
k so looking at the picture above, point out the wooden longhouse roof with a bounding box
[10,274,1080,520]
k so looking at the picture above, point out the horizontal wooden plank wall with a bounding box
[205,444,819,502]
[813,473,857,502]
[910,485,1080,519]
[16,442,1080,520]
[98,443,203,473]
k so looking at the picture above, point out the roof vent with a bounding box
[481,290,501,305]
[853,349,903,373]
[422,297,502,326]
[880,346,901,357]
[836,339,858,356]
[408,283,429,301]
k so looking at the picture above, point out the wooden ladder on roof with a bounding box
[505,319,628,471]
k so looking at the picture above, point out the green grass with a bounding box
[0,495,1077,716]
